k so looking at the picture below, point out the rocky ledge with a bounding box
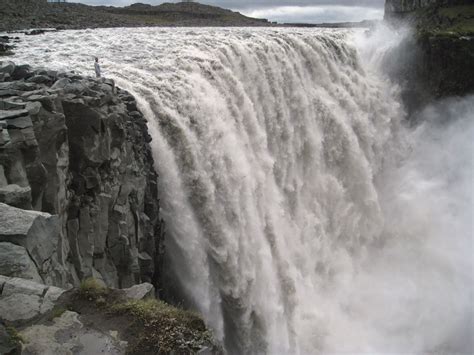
[0,277,218,354]
[0,61,219,354]
[0,60,164,289]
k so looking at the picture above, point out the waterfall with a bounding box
[13,27,473,354]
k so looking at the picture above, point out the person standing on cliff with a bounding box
[94,57,101,78]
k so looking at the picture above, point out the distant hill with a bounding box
[104,2,270,26]
[0,1,270,31]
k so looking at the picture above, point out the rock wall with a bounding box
[383,0,474,110]
[384,0,469,18]
[0,61,164,290]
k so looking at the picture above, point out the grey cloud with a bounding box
[242,6,383,23]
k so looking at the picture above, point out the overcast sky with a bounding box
[75,0,385,23]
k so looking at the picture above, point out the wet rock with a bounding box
[25,30,45,36]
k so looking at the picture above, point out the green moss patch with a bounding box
[415,5,474,37]
[110,299,215,354]
[59,279,219,354]
[6,326,24,344]
[439,6,474,21]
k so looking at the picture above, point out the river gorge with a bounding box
[4,26,471,354]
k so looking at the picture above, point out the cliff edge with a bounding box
[383,0,473,110]
[0,61,164,290]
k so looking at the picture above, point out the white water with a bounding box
[12,27,473,354]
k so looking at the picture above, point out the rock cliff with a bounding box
[384,0,471,18]
[383,1,473,110]
[0,61,164,290]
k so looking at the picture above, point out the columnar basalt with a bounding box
[0,61,164,289]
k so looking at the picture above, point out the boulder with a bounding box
[0,184,32,209]
[0,293,42,323]
[0,277,65,324]
[0,203,60,276]
[50,77,70,90]
[121,282,155,300]
[11,64,32,81]
[0,242,42,283]
[2,277,46,297]
[27,75,51,85]
[0,61,15,76]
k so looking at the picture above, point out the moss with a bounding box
[78,278,109,304]
[110,299,215,354]
[439,6,474,20]
[415,5,474,37]
[6,326,24,344]
[64,283,219,354]
[442,19,474,36]
[47,306,67,321]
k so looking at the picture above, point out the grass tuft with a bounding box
[110,299,213,354]
[78,278,109,302]
[6,326,24,344]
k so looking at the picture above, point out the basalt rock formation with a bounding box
[383,1,473,112]
[0,61,164,290]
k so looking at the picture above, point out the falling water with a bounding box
[12,27,473,354]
